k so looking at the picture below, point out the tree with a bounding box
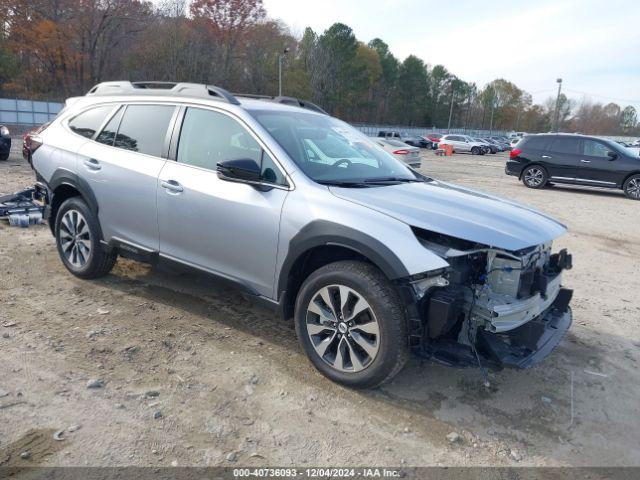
[620,105,637,133]
[368,38,398,122]
[394,55,428,126]
[190,0,266,85]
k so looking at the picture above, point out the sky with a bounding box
[260,0,640,111]
[148,0,640,111]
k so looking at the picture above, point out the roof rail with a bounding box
[86,81,240,105]
[274,96,328,115]
[234,93,328,115]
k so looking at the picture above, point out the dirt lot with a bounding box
[1,147,639,468]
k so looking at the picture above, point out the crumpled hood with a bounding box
[330,180,566,251]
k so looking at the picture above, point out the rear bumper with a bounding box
[477,290,573,369]
[505,160,524,177]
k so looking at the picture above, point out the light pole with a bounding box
[278,47,290,97]
[553,78,563,132]
[447,83,455,133]
[489,90,495,135]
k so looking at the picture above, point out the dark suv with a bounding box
[506,134,640,199]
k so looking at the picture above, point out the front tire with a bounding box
[471,146,480,155]
[623,174,640,200]
[0,152,8,161]
[294,261,409,389]
[522,165,548,189]
[55,197,117,279]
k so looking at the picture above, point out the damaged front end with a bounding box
[408,228,573,369]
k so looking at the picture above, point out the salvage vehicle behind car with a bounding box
[0,125,11,161]
[29,81,574,388]
[378,130,431,149]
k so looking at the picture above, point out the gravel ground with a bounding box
[0,148,639,468]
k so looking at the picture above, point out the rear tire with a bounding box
[55,197,117,279]
[0,152,8,161]
[522,165,548,189]
[623,174,640,200]
[294,261,409,389]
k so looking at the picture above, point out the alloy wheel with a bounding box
[305,285,380,373]
[524,167,544,187]
[626,178,640,199]
[59,209,92,268]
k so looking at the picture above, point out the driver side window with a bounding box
[582,139,612,158]
[177,107,286,185]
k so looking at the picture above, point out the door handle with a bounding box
[580,159,591,163]
[160,180,183,193]
[541,155,552,159]
[83,158,101,170]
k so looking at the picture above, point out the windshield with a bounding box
[249,109,419,185]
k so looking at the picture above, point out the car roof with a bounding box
[78,81,328,117]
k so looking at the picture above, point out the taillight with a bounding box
[510,148,522,159]
[28,134,43,154]
[393,149,409,154]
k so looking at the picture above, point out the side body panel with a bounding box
[76,140,166,250]
[274,173,450,299]
[157,161,288,297]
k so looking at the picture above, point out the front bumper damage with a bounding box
[477,289,572,368]
[407,236,574,370]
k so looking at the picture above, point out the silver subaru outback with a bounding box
[30,81,573,388]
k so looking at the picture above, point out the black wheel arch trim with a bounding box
[49,169,100,215]
[47,168,101,237]
[276,220,411,301]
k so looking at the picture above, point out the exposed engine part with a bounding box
[414,231,573,370]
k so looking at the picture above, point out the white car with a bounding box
[375,138,421,167]
[439,134,487,155]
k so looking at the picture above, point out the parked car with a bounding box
[378,130,431,149]
[473,137,497,154]
[506,133,640,199]
[509,137,521,148]
[423,133,443,149]
[31,81,574,388]
[483,138,505,152]
[375,138,421,168]
[439,134,487,155]
[0,125,11,161]
[490,136,512,150]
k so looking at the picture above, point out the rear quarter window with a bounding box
[68,105,115,139]
[521,136,552,150]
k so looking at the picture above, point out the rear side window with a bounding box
[549,137,580,155]
[68,105,114,139]
[114,105,175,157]
[522,136,551,150]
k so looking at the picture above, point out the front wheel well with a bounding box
[280,245,379,321]
[622,171,640,187]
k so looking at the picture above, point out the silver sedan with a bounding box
[375,138,421,167]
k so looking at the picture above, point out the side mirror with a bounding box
[607,151,617,161]
[217,158,261,183]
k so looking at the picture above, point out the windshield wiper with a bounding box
[316,180,370,188]
[363,177,427,185]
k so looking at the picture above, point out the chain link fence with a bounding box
[352,123,509,138]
